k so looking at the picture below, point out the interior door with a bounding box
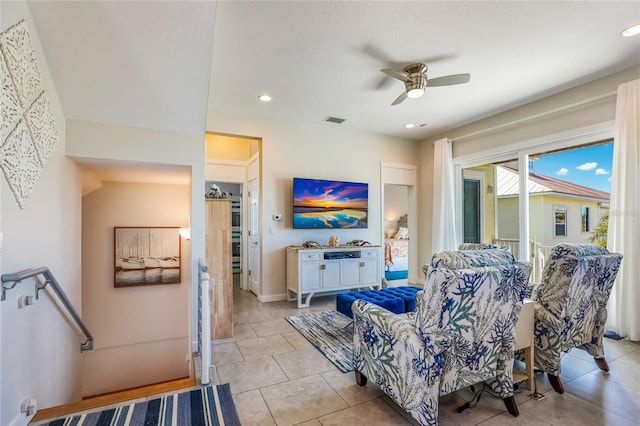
[463,178,481,243]
[248,178,260,295]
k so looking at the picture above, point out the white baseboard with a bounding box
[257,293,287,303]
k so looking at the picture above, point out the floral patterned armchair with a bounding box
[526,243,623,393]
[423,245,514,278]
[458,243,511,252]
[353,249,531,425]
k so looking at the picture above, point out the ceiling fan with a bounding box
[381,63,470,105]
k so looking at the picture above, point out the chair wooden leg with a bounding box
[594,357,609,372]
[548,373,565,394]
[355,370,367,386]
[503,396,519,417]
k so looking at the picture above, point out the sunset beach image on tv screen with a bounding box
[293,178,368,229]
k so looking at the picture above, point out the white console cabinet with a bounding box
[286,245,382,308]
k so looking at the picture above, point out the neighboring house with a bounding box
[496,166,609,246]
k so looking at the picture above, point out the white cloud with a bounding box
[556,168,569,176]
[595,168,609,175]
[576,162,597,171]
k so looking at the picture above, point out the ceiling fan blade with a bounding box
[381,68,412,82]
[391,92,407,106]
[426,73,471,87]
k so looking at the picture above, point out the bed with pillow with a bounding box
[384,226,409,284]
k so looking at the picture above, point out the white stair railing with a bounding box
[198,259,211,385]
[1,267,93,351]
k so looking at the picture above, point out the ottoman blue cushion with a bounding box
[336,290,404,319]
[379,286,422,312]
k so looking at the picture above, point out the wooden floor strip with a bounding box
[31,377,196,422]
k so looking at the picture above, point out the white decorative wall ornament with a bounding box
[0,19,59,209]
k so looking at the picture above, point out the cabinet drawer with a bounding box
[361,250,378,258]
[301,252,321,261]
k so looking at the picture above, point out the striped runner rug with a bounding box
[286,310,354,372]
[40,383,240,426]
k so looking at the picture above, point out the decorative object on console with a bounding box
[205,183,230,199]
[302,240,319,248]
[328,235,340,247]
[0,20,59,209]
[292,177,368,229]
[345,239,371,246]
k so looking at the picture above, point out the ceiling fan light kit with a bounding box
[382,62,470,105]
[621,23,640,37]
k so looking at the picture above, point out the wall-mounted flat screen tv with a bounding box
[293,178,368,229]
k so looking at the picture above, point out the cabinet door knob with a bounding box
[360,261,365,267]
[320,264,326,270]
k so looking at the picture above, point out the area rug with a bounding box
[286,310,354,372]
[40,383,240,426]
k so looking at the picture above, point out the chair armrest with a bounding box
[352,299,452,354]
[527,282,540,299]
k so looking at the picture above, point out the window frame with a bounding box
[452,120,614,260]
[581,205,590,233]
[462,170,486,244]
[554,206,568,237]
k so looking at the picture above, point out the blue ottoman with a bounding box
[379,286,422,312]
[336,290,404,319]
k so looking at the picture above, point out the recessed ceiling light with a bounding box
[258,94,272,102]
[404,123,415,129]
[621,23,640,37]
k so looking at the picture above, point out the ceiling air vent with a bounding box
[324,116,346,124]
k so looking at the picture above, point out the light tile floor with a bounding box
[213,283,640,425]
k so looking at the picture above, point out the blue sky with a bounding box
[531,143,613,193]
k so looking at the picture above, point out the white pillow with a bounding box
[395,227,409,239]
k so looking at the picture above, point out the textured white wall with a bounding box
[81,181,191,396]
[65,119,206,353]
[1,3,82,424]
[384,185,408,225]
[448,66,639,159]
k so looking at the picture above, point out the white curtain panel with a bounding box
[431,138,459,254]
[607,79,640,341]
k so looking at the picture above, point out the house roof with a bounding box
[497,166,610,201]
